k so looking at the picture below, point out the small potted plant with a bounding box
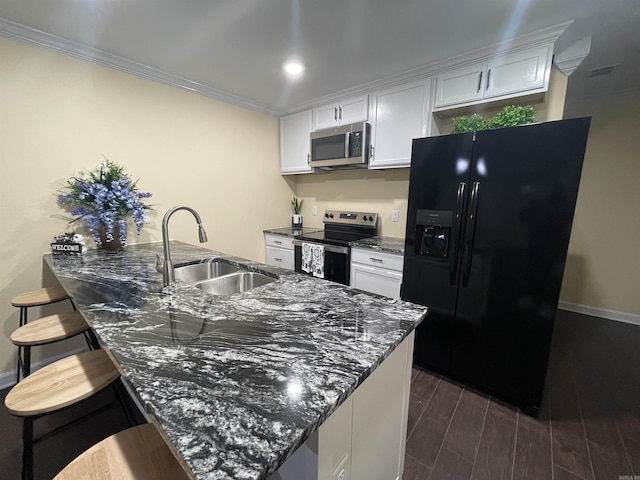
[291,197,303,229]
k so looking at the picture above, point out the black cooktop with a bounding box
[296,229,373,247]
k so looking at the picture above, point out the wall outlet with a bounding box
[392,210,399,222]
[312,206,317,216]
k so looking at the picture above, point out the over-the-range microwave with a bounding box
[309,121,370,169]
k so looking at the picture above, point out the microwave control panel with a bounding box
[349,131,362,157]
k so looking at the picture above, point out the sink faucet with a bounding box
[161,205,208,287]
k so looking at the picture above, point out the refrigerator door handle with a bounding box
[462,181,480,287]
[449,181,466,285]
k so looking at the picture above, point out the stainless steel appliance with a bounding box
[401,117,591,416]
[310,122,371,169]
[294,210,378,284]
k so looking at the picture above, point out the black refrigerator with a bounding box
[401,118,590,416]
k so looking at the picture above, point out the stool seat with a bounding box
[10,312,89,346]
[53,423,189,480]
[10,287,69,308]
[5,350,120,417]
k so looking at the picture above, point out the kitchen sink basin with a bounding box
[174,260,240,283]
[196,271,276,296]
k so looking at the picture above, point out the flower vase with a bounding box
[98,222,123,251]
[292,214,303,229]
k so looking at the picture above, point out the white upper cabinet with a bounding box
[433,43,552,110]
[313,95,369,130]
[369,78,431,169]
[280,109,313,175]
[433,62,486,109]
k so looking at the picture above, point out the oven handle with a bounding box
[293,240,349,255]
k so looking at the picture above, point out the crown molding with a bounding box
[0,18,279,117]
[285,21,572,115]
[554,36,592,76]
[1,17,571,118]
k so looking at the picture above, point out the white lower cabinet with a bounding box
[265,234,295,270]
[270,332,415,480]
[350,248,403,299]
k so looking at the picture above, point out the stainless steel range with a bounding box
[293,210,378,285]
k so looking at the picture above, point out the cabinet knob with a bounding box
[339,106,342,120]
[334,107,338,121]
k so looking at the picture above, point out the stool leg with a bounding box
[112,380,137,427]
[19,306,27,327]
[22,417,33,480]
[23,346,31,378]
[86,329,101,350]
[69,298,77,311]
[16,346,22,384]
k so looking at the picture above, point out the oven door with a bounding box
[293,241,350,285]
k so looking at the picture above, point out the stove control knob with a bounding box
[324,213,329,218]
[329,213,334,218]
[366,216,372,221]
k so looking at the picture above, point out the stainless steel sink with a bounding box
[196,271,276,296]
[174,260,240,283]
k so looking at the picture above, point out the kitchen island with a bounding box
[44,241,427,480]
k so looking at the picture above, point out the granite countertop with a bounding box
[350,236,406,255]
[263,227,323,237]
[44,241,426,480]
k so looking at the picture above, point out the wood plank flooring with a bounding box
[404,310,640,480]
[0,309,638,479]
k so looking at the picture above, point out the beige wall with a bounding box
[0,36,292,378]
[561,89,640,315]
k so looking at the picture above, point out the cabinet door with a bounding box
[318,396,353,480]
[350,263,402,299]
[433,62,485,109]
[369,79,430,169]
[351,332,413,480]
[485,45,551,99]
[313,95,369,130]
[280,110,313,174]
[313,103,341,130]
[338,95,369,125]
[265,246,294,270]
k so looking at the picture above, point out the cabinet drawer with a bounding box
[265,234,295,250]
[265,246,294,270]
[351,248,403,272]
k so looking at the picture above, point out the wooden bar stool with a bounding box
[53,423,190,480]
[10,311,97,382]
[10,286,74,327]
[4,349,125,480]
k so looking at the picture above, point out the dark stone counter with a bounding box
[44,242,426,479]
[350,236,406,254]
[263,227,323,238]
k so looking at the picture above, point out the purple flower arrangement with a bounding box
[57,157,152,246]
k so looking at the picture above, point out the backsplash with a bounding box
[292,168,410,238]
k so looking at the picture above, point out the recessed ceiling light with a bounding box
[284,62,304,77]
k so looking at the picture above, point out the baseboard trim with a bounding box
[0,346,87,391]
[558,301,640,326]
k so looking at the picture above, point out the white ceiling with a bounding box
[0,0,638,115]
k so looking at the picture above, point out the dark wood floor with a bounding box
[0,310,638,479]
[403,310,640,480]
